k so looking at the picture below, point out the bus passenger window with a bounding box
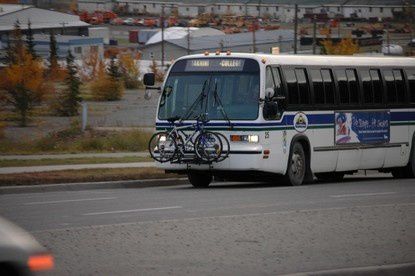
[265,67,275,92]
[335,70,349,104]
[284,69,299,105]
[384,70,397,103]
[370,69,382,104]
[321,69,334,104]
[346,69,359,104]
[271,67,283,96]
[393,70,405,103]
[295,69,310,105]
[407,70,415,103]
[311,69,324,104]
[361,70,373,104]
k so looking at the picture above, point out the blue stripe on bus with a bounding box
[156,111,415,127]
[391,111,415,121]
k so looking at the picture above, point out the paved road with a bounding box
[0,176,414,275]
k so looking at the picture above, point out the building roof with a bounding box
[115,0,413,6]
[149,29,294,51]
[0,4,32,16]
[0,4,89,32]
[145,27,225,45]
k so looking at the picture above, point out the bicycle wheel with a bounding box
[148,132,177,163]
[214,132,230,162]
[194,131,223,162]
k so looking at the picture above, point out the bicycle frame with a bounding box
[168,120,206,158]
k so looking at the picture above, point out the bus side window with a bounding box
[284,69,299,105]
[361,70,374,105]
[384,70,397,104]
[335,70,349,104]
[393,70,406,103]
[321,69,335,104]
[346,69,359,104]
[311,69,324,104]
[271,67,283,97]
[407,70,415,104]
[265,66,275,93]
[295,68,310,105]
[370,69,382,104]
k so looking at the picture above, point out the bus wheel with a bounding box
[188,171,212,188]
[315,172,345,182]
[402,141,415,178]
[286,142,306,186]
[392,139,415,179]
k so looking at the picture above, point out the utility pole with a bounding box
[386,28,390,55]
[252,19,257,53]
[161,4,165,68]
[187,25,191,55]
[312,15,317,54]
[294,4,298,54]
[258,0,261,18]
[60,22,66,35]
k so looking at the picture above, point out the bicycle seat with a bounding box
[167,116,181,124]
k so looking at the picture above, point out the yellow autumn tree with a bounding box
[0,49,50,126]
[81,50,100,81]
[150,59,165,82]
[119,54,141,89]
[321,37,359,55]
[89,59,124,101]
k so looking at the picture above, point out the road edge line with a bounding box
[0,178,189,194]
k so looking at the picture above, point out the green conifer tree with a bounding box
[26,20,37,59]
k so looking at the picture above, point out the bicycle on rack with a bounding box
[148,115,229,163]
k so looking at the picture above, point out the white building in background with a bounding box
[89,0,413,23]
[77,0,113,12]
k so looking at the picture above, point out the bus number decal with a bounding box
[265,132,269,139]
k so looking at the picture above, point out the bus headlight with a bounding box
[248,135,259,143]
[230,135,259,143]
[159,135,167,142]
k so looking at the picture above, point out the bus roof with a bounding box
[177,53,415,68]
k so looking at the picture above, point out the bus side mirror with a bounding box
[143,73,155,86]
[265,88,275,100]
[143,73,161,100]
[263,101,279,119]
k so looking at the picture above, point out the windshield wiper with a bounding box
[212,80,233,129]
[181,78,210,122]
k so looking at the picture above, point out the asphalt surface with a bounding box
[0,176,414,275]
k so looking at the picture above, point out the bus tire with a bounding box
[392,135,415,179]
[188,171,212,188]
[315,172,345,182]
[403,136,415,178]
[285,142,306,186]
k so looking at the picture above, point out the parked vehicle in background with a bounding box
[110,18,124,25]
[0,216,54,276]
[123,18,135,26]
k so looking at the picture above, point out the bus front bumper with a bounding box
[157,145,264,171]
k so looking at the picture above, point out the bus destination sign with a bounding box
[185,59,245,72]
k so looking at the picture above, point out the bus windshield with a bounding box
[158,68,260,121]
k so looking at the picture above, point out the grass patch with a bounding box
[0,156,152,167]
[0,127,152,155]
[0,167,179,186]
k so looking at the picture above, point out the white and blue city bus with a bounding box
[144,52,415,187]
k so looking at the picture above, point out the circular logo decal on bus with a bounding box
[293,112,308,133]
